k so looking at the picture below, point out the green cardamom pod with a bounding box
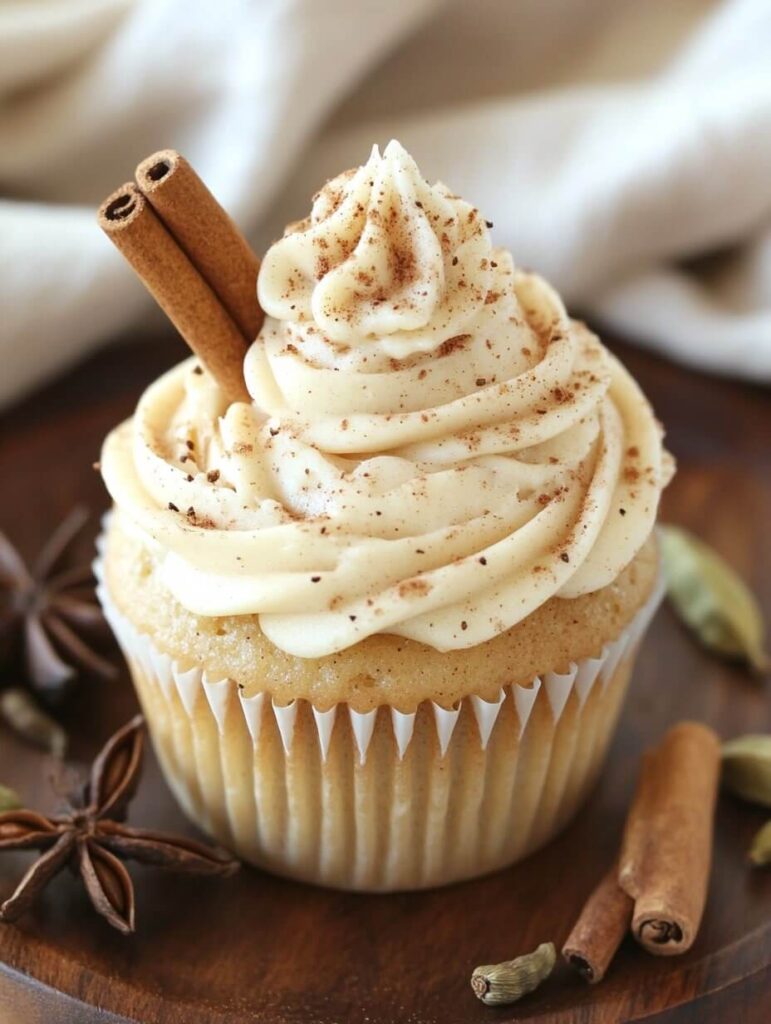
[722,735,771,807]
[470,941,555,1006]
[660,526,769,673]
[749,821,771,866]
[0,785,21,813]
[0,688,67,758]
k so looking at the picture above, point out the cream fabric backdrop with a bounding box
[1,0,770,407]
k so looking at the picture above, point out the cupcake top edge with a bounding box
[100,140,674,659]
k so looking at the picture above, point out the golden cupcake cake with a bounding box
[98,141,673,890]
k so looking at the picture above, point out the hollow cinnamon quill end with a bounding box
[562,950,597,984]
[632,915,690,956]
[98,182,145,231]
[561,864,633,984]
[135,149,182,192]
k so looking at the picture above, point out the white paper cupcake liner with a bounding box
[95,528,664,891]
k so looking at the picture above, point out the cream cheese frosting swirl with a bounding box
[101,141,673,658]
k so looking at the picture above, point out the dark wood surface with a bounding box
[0,331,768,1024]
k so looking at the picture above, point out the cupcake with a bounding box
[98,141,673,891]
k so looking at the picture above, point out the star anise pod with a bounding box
[0,506,116,699]
[0,716,239,934]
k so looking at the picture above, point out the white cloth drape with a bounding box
[1,0,770,407]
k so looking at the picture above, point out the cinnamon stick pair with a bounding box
[98,151,262,403]
[562,721,720,982]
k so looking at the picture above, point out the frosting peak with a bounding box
[257,141,493,354]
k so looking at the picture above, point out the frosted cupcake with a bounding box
[99,141,673,890]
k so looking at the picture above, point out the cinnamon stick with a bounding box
[562,863,633,983]
[98,183,249,403]
[135,150,263,342]
[618,721,721,956]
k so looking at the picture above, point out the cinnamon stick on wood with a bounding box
[562,863,633,983]
[98,183,250,404]
[619,721,721,956]
[135,150,263,342]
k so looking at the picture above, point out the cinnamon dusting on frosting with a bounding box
[101,141,673,659]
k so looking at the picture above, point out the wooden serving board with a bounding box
[0,335,769,1024]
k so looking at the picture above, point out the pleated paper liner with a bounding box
[95,532,663,892]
